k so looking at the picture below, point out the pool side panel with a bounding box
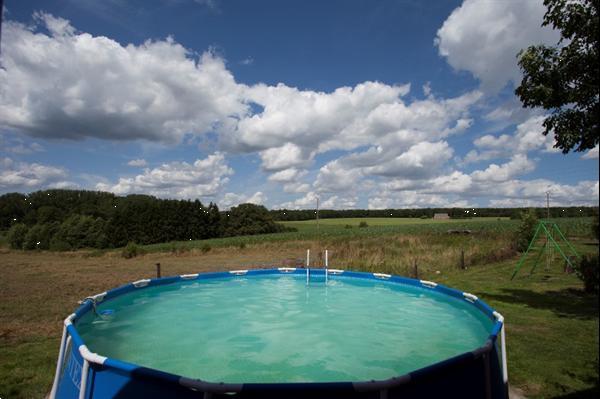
[56,268,507,399]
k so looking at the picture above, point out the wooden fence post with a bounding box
[413,259,419,279]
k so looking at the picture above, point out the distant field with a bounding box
[140,217,592,254]
[285,216,508,229]
[288,216,508,225]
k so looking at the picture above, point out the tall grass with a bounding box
[141,217,593,255]
[319,233,516,276]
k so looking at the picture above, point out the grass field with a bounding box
[287,216,509,226]
[0,216,597,398]
[140,217,592,254]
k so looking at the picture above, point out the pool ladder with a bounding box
[79,296,101,317]
[306,249,328,284]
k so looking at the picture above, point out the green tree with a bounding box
[7,223,29,249]
[222,203,283,236]
[23,223,58,250]
[0,193,27,229]
[515,209,539,252]
[515,0,599,153]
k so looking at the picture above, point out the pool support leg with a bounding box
[49,324,68,399]
[79,358,90,399]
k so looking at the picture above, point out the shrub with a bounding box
[49,237,71,251]
[122,242,144,259]
[221,203,282,236]
[238,242,246,249]
[84,249,106,258]
[592,212,599,240]
[573,254,599,294]
[200,243,211,253]
[23,224,51,250]
[358,221,369,228]
[167,241,189,255]
[515,209,538,252]
[344,224,353,229]
[7,223,28,249]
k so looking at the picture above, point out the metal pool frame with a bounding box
[50,268,508,399]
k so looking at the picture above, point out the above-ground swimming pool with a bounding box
[50,268,508,399]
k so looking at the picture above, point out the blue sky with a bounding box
[1,0,598,209]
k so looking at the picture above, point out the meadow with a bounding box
[0,216,597,398]
[141,217,591,253]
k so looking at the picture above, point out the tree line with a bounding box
[270,207,598,221]
[1,190,287,250]
[1,189,596,251]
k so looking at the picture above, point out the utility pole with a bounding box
[316,196,320,232]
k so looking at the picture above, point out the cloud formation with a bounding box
[0,157,73,190]
[0,10,596,209]
[0,13,246,143]
[435,0,560,92]
[220,191,267,209]
[127,159,148,167]
[462,116,557,164]
[96,153,232,199]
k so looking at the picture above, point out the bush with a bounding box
[515,209,538,252]
[344,224,353,229]
[200,243,211,253]
[358,221,369,228]
[592,212,599,240]
[122,242,144,259]
[49,237,71,251]
[7,223,28,249]
[574,254,599,294]
[221,203,282,236]
[23,224,48,250]
[168,241,190,255]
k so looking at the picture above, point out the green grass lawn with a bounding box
[437,255,598,398]
[1,217,597,398]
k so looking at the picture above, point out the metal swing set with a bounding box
[511,220,580,280]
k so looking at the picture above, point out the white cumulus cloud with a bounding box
[96,152,232,199]
[0,157,73,191]
[471,154,535,183]
[0,13,246,143]
[435,0,560,92]
[220,191,267,209]
[582,146,599,160]
[127,159,148,167]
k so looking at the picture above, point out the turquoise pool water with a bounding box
[76,274,493,383]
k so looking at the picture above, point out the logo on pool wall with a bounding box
[66,351,83,389]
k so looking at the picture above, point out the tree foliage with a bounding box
[574,254,599,293]
[0,189,283,250]
[515,209,540,252]
[0,189,597,251]
[221,203,286,237]
[515,0,599,153]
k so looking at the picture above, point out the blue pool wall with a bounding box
[53,268,509,399]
